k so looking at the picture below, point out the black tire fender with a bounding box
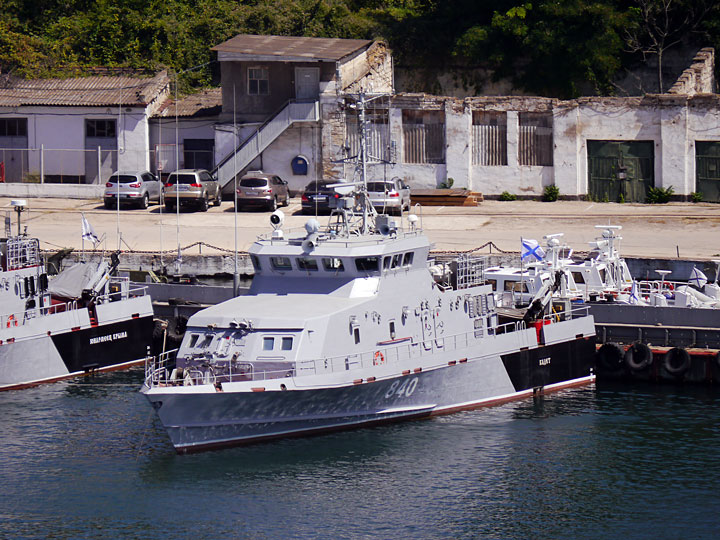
[596,342,625,373]
[624,342,653,371]
[663,347,691,377]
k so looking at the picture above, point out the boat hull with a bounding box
[0,314,153,391]
[145,336,595,453]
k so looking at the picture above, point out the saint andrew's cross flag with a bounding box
[521,238,545,262]
[689,267,708,289]
[81,213,100,245]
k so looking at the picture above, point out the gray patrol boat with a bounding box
[0,201,154,390]
[143,193,596,452]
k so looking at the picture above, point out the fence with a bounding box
[0,145,196,184]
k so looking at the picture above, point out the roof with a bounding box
[154,87,222,118]
[212,34,372,62]
[0,70,170,107]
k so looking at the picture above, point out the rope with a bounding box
[41,241,250,256]
[432,241,515,256]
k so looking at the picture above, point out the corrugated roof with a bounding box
[154,88,222,118]
[212,34,372,61]
[0,70,170,107]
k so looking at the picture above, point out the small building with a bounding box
[210,34,394,194]
[0,70,170,185]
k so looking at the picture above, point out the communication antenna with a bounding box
[11,200,27,236]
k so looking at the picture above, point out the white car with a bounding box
[366,178,411,214]
[104,170,163,209]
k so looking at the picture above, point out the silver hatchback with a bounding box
[104,170,163,209]
[366,178,411,214]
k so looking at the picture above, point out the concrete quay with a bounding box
[4,196,720,275]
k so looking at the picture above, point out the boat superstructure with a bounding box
[0,201,154,390]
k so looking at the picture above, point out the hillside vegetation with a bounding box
[2,0,720,98]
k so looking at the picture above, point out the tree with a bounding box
[624,0,714,93]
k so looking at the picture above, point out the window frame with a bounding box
[86,119,116,138]
[248,66,270,96]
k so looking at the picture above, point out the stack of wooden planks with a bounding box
[410,189,483,206]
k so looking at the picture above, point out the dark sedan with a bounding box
[301,181,339,214]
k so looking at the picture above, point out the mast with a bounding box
[358,92,369,234]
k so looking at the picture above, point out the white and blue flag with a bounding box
[689,267,708,289]
[81,213,99,245]
[521,238,545,261]
[629,281,640,304]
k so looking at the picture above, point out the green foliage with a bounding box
[2,0,720,99]
[618,192,625,204]
[499,191,517,201]
[542,184,560,202]
[439,177,454,189]
[690,191,703,203]
[646,185,674,204]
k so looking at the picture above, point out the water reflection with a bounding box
[1,379,720,539]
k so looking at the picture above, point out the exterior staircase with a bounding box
[213,100,319,189]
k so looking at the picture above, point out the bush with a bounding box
[439,178,454,189]
[645,186,674,204]
[690,191,703,203]
[499,191,517,201]
[542,185,560,202]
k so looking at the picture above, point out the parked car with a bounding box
[164,169,221,212]
[103,170,163,209]
[366,178,411,214]
[300,181,339,214]
[236,172,290,211]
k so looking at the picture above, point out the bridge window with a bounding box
[263,337,274,351]
[270,256,292,270]
[323,257,344,272]
[297,257,319,271]
[250,255,261,272]
[403,252,414,266]
[282,337,293,351]
[355,257,379,272]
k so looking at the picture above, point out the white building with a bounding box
[0,70,170,186]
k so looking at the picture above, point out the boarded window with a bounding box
[402,110,445,164]
[472,111,507,165]
[519,112,553,166]
[346,108,390,163]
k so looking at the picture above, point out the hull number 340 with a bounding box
[384,378,419,399]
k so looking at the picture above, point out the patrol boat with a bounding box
[143,186,596,452]
[0,201,154,390]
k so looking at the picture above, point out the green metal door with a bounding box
[587,141,654,202]
[696,141,720,203]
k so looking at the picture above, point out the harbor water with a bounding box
[1,370,719,539]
